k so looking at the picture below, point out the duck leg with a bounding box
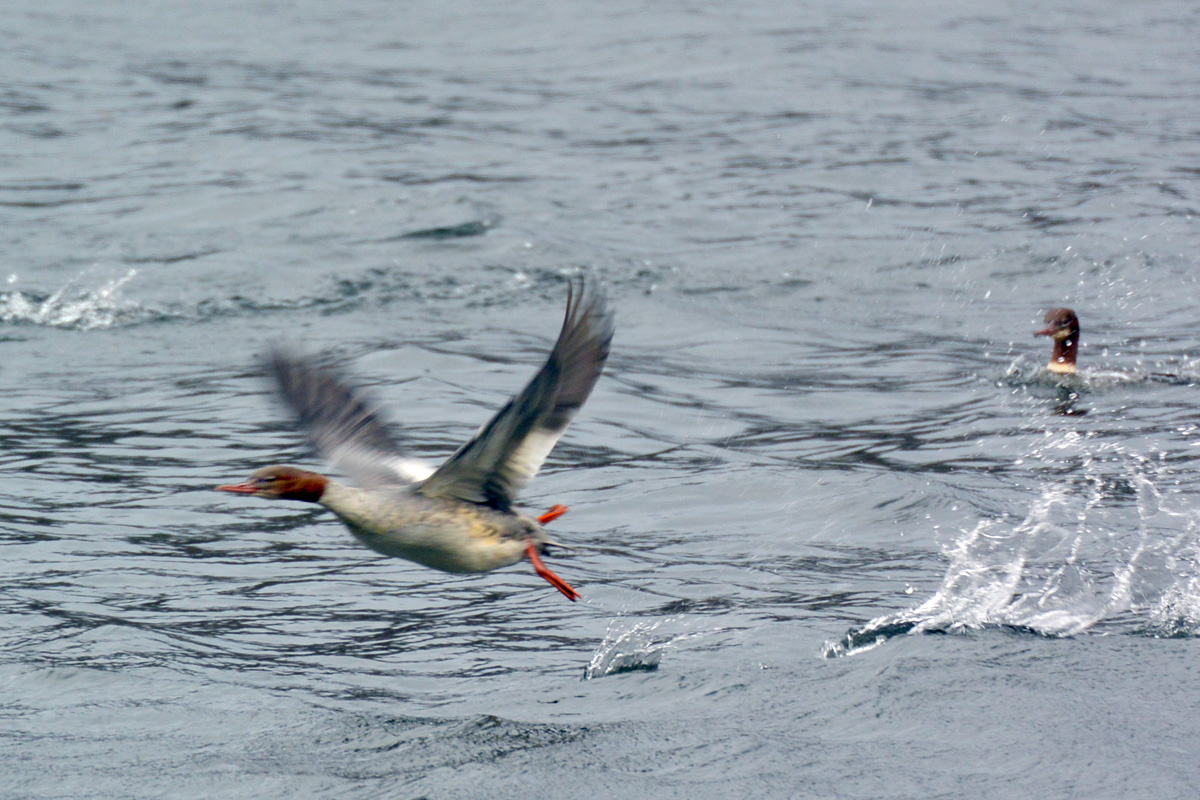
[525,540,580,601]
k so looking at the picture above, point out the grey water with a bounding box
[4,0,1200,796]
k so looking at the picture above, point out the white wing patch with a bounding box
[500,428,565,494]
[389,457,436,483]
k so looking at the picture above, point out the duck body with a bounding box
[217,278,613,601]
[1022,307,1196,395]
[320,480,538,574]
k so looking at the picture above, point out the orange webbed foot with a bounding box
[537,504,568,525]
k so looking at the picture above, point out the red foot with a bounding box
[537,504,568,525]
[526,541,580,602]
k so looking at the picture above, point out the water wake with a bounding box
[1003,353,1200,390]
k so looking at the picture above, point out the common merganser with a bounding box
[1034,308,1079,375]
[1031,307,1195,389]
[217,279,614,601]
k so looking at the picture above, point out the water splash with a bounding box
[0,269,146,330]
[1146,532,1200,637]
[583,620,666,679]
[582,614,731,679]
[826,446,1200,656]
[1148,579,1200,637]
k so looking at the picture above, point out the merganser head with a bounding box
[216,465,327,502]
[1034,308,1080,374]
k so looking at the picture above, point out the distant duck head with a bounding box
[1034,308,1080,375]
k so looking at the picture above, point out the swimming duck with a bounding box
[1030,307,1196,390]
[1034,308,1079,375]
[217,279,614,601]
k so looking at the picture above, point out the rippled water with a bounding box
[5,1,1200,797]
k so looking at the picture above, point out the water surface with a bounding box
[4,1,1200,797]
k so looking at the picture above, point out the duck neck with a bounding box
[315,480,364,513]
[1048,335,1078,374]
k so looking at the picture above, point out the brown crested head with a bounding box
[216,465,327,503]
[1034,308,1080,341]
[1034,308,1080,374]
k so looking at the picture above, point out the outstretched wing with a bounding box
[268,351,434,487]
[416,278,614,510]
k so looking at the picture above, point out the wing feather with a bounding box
[416,278,614,509]
[268,351,433,487]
